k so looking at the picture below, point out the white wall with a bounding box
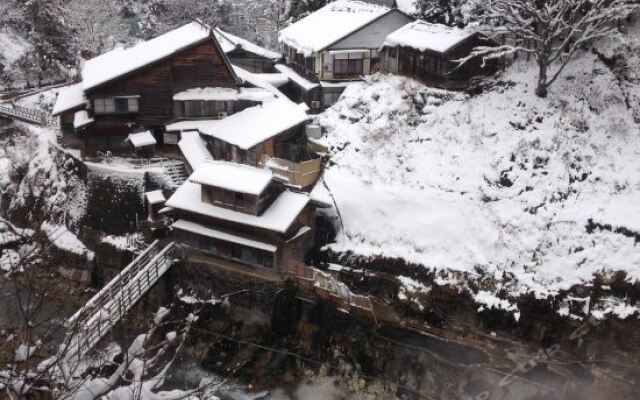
[328,10,413,50]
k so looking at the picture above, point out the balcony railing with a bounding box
[260,155,322,189]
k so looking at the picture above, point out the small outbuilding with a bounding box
[144,190,166,222]
[381,21,499,89]
[126,130,157,157]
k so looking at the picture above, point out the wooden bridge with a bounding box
[0,103,59,127]
[61,241,179,362]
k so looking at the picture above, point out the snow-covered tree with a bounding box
[0,0,23,30]
[155,0,234,30]
[415,0,478,26]
[59,0,130,57]
[471,0,638,97]
[286,0,332,22]
[20,0,72,65]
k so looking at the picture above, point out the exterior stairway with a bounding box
[161,159,189,188]
[60,241,178,363]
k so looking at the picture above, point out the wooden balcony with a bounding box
[259,155,322,189]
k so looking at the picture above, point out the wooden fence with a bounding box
[283,262,377,323]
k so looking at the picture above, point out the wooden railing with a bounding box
[282,262,376,322]
[0,103,58,127]
[62,242,178,362]
[260,155,322,188]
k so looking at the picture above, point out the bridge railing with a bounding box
[0,103,60,127]
[63,242,178,361]
[66,240,161,329]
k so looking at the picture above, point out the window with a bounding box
[388,47,397,58]
[94,97,138,114]
[224,189,234,205]
[94,98,114,114]
[240,248,254,263]
[231,245,242,260]
[115,98,128,113]
[235,192,245,208]
[246,149,256,166]
[333,60,362,75]
[334,57,363,77]
[185,101,202,117]
[323,92,342,107]
[305,57,315,72]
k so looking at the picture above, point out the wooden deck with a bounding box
[260,155,322,189]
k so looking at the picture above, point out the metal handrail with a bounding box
[66,240,160,327]
[63,242,177,361]
[0,104,60,127]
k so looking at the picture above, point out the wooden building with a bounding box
[165,161,316,280]
[214,28,282,73]
[381,21,499,89]
[52,21,262,156]
[167,98,322,189]
[278,0,413,108]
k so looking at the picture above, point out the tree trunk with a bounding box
[535,51,549,98]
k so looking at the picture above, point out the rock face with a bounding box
[82,168,145,235]
[178,265,640,400]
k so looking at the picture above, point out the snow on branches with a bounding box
[469,0,638,97]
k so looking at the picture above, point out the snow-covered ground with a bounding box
[317,54,640,317]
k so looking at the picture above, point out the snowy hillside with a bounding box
[317,54,640,313]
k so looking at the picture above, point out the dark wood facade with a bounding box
[171,202,316,277]
[384,34,499,89]
[227,48,278,73]
[201,181,284,216]
[79,36,238,153]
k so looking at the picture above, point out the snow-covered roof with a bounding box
[126,131,157,148]
[166,181,309,233]
[279,0,392,56]
[73,110,94,129]
[384,20,476,53]
[81,22,214,91]
[188,160,273,195]
[310,177,334,207]
[173,87,274,102]
[274,64,320,91]
[214,27,281,60]
[254,72,289,88]
[233,65,283,98]
[52,83,85,115]
[178,131,212,170]
[172,219,277,252]
[166,98,310,150]
[145,190,166,205]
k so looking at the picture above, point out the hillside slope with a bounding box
[317,53,640,317]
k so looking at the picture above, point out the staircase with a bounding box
[161,159,189,188]
[61,241,178,362]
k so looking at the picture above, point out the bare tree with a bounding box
[470,0,637,97]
